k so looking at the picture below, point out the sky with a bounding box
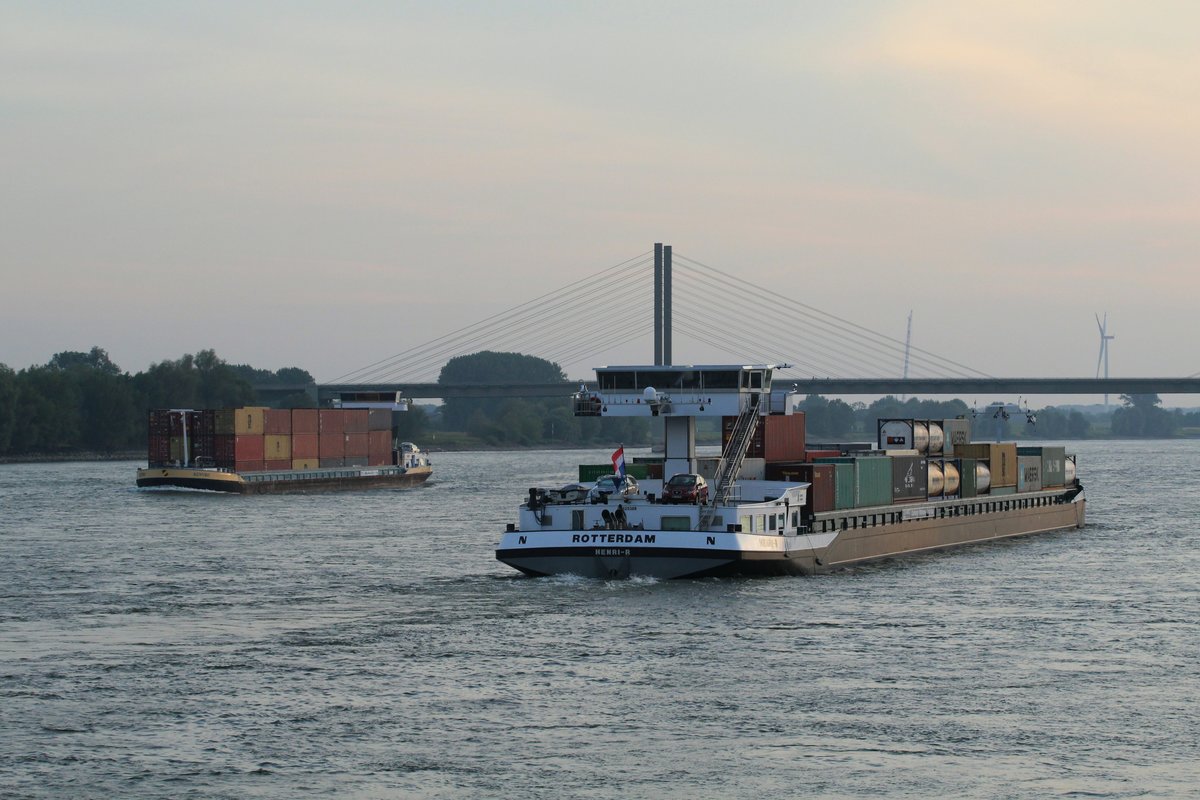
[3,1,1199,393]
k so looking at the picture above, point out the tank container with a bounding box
[927,462,945,496]
[878,419,930,454]
[1065,455,1077,484]
[927,422,945,455]
[942,460,961,495]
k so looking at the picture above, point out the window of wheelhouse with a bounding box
[741,370,765,390]
[701,370,739,390]
[598,371,636,391]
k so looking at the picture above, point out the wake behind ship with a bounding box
[496,364,1084,579]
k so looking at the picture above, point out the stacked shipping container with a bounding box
[146,407,396,473]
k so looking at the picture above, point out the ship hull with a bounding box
[136,465,432,494]
[497,488,1084,580]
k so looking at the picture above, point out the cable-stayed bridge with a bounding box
[292,245,1200,404]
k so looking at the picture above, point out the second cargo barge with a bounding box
[137,406,432,493]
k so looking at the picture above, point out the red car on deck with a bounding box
[664,473,709,504]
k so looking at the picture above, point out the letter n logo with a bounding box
[518,536,527,544]
[707,536,716,545]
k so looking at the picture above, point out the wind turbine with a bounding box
[1096,313,1115,409]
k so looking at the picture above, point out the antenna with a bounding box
[1095,313,1115,410]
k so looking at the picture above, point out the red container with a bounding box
[344,410,369,434]
[264,409,292,435]
[292,408,319,435]
[800,463,836,513]
[292,433,319,459]
[319,433,345,458]
[319,409,344,435]
[148,434,170,465]
[264,459,291,471]
[197,410,216,436]
[367,430,392,465]
[804,449,842,461]
[764,413,806,462]
[368,409,392,431]
[234,434,265,462]
[235,460,265,473]
[344,432,369,458]
[149,410,171,436]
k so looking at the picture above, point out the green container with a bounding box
[854,456,892,507]
[960,457,977,498]
[833,462,855,510]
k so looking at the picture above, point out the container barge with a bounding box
[136,406,431,493]
[496,364,1084,579]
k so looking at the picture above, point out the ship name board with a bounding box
[571,533,657,544]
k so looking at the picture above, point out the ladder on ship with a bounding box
[699,392,761,530]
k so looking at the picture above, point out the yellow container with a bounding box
[292,458,319,470]
[264,434,292,460]
[235,407,267,435]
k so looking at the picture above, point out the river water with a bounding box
[1,441,1198,799]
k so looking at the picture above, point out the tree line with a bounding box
[1,347,1196,456]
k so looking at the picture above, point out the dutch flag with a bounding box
[611,445,626,478]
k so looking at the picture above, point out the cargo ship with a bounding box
[136,405,431,493]
[496,364,1084,579]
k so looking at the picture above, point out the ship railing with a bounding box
[573,391,603,416]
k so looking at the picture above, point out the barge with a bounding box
[136,405,432,493]
[496,364,1084,579]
